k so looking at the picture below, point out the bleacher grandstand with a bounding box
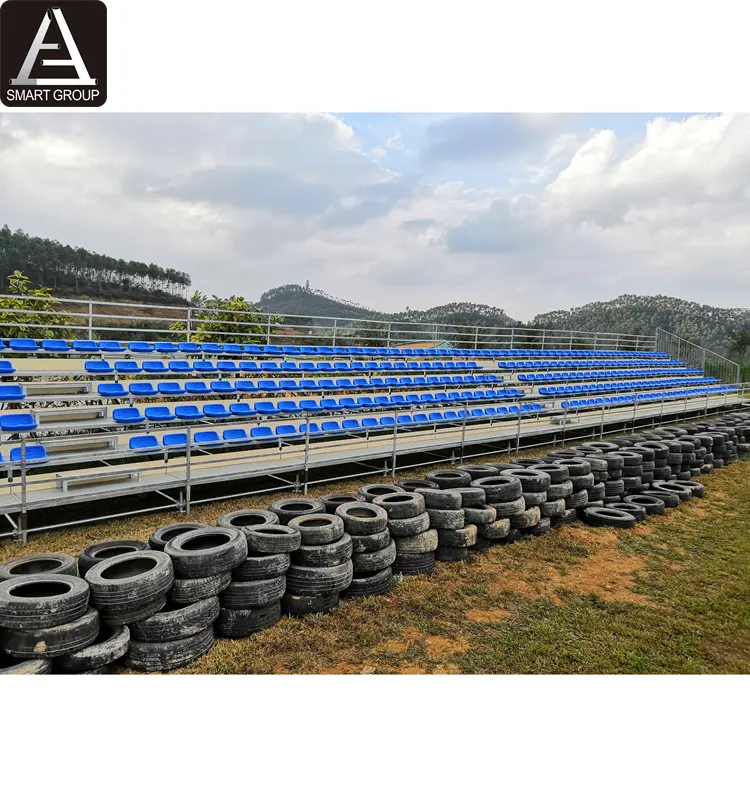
[0,298,745,540]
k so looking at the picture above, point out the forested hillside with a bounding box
[531,294,750,356]
[0,226,190,305]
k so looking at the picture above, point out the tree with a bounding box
[171,291,280,343]
[0,270,76,339]
[727,326,750,361]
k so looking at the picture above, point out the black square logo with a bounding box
[0,0,106,107]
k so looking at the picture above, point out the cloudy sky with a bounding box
[0,112,748,320]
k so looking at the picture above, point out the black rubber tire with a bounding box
[391,552,435,575]
[285,561,353,596]
[528,517,552,537]
[469,475,523,503]
[492,497,526,516]
[551,509,577,526]
[437,525,477,548]
[268,497,326,525]
[287,513,345,546]
[456,464,502,480]
[453,487,486,507]
[282,592,340,616]
[436,546,469,562]
[583,441,620,452]
[522,491,547,507]
[242,524,302,554]
[56,624,130,673]
[587,482,605,502]
[350,529,391,553]
[653,466,672,480]
[651,481,692,502]
[547,480,574,501]
[336,502,389,536]
[99,595,167,627]
[499,528,524,544]
[0,655,52,675]
[233,552,290,581]
[216,509,280,531]
[372,492,425,519]
[426,470,473,489]
[149,523,210,552]
[427,509,465,531]
[78,540,150,577]
[168,572,232,604]
[477,518,511,540]
[0,553,78,581]
[509,506,541,529]
[86,551,174,615]
[387,511,430,537]
[130,597,220,642]
[125,626,214,672]
[396,479,439,492]
[220,575,287,608]
[565,490,589,508]
[621,466,644,478]
[540,498,566,517]
[165,527,247,578]
[215,601,281,637]
[668,480,705,499]
[552,458,591,477]
[358,484,403,502]
[1,605,99,658]
[292,533,353,568]
[474,536,494,551]
[584,506,636,528]
[463,505,496,525]
[319,493,365,514]
[415,487,463,510]
[571,473,595,492]
[341,568,393,598]
[0,575,90,630]
[610,451,643,467]
[528,463,569,483]
[393,529,439,554]
[603,454,625,471]
[499,468,551,493]
[605,479,626,496]
[351,540,396,573]
[644,490,680,508]
[605,502,647,521]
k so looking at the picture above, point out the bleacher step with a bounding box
[55,469,143,492]
[36,406,108,424]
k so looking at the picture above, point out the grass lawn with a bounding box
[1,448,748,675]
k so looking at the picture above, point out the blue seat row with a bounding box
[0,445,49,464]
[0,337,668,359]
[111,388,532,424]
[538,377,719,397]
[561,385,735,410]
[518,367,697,383]
[96,375,512,399]
[127,404,548,452]
[498,358,680,370]
[82,359,484,375]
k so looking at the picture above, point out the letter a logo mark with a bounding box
[10,6,96,86]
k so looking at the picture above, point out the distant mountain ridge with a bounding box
[255,285,749,355]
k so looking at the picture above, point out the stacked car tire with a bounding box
[215,510,297,637]
[338,500,395,597]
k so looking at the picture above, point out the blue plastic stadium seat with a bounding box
[250,426,275,440]
[192,361,216,373]
[317,379,337,391]
[9,445,48,464]
[299,422,321,436]
[142,361,168,374]
[112,408,145,425]
[244,344,262,355]
[201,343,222,354]
[195,430,222,446]
[275,424,300,439]
[163,433,188,448]
[276,401,301,415]
[261,362,281,373]
[128,342,153,353]
[9,339,39,352]
[300,399,324,413]
[99,341,125,353]
[255,402,280,416]
[321,421,341,433]
[229,402,255,417]
[203,404,232,419]
[175,405,203,420]
[185,382,211,395]
[279,380,301,393]
[129,383,157,397]
[218,361,240,373]
[258,381,279,394]
[146,406,176,422]
[235,380,258,393]
[42,339,71,352]
[320,398,345,412]
[72,340,99,353]
[223,428,249,443]
[85,360,113,374]
[130,435,160,452]
[152,342,176,354]
[0,385,25,401]
[98,383,128,398]
[177,342,202,354]
[168,360,192,373]
[158,382,185,396]
[264,346,283,356]
[211,380,236,394]
[115,361,141,374]
[222,344,244,355]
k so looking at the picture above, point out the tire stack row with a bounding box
[337,501,395,598]
[215,510,298,636]
[421,471,479,561]
[456,465,511,549]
